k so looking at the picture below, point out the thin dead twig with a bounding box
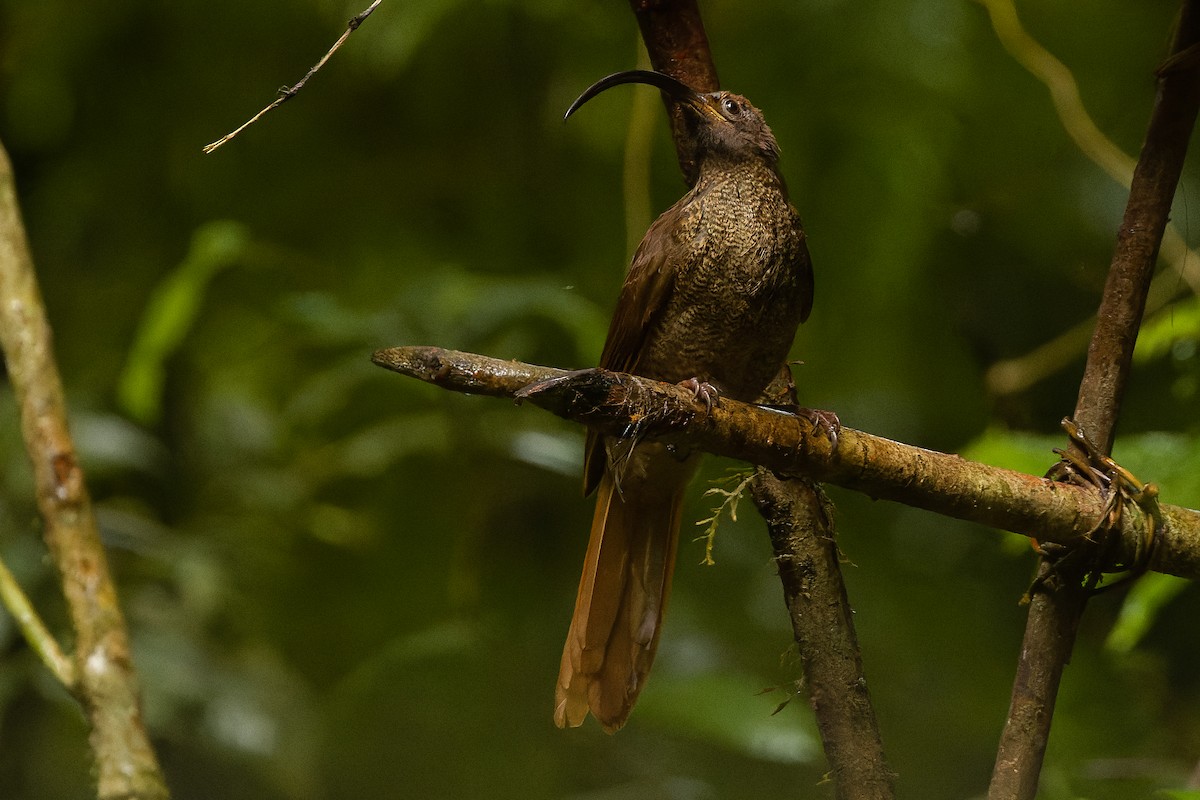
[203,0,382,154]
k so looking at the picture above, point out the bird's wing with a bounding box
[583,211,680,495]
[794,208,814,324]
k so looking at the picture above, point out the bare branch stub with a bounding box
[371,345,558,397]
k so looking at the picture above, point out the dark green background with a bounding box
[2,1,1199,798]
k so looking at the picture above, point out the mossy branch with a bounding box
[372,346,1200,580]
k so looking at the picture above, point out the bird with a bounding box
[554,70,816,732]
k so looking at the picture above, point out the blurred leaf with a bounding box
[637,671,818,765]
[71,410,168,477]
[960,425,1060,477]
[330,620,479,702]
[301,411,453,480]
[117,221,250,425]
[1106,573,1192,655]
[508,429,580,476]
[1135,295,1200,363]
[279,292,405,347]
[397,267,609,359]
[356,0,466,74]
[1111,433,1200,510]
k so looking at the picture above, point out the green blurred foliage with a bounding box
[1,0,1199,798]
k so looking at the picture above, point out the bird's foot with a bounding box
[798,407,841,450]
[678,377,720,412]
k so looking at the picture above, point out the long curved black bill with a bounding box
[564,69,699,121]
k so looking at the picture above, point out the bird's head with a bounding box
[565,70,780,167]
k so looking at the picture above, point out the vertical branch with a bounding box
[750,471,895,800]
[624,0,888,786]
[1074,8,1200,445]
[753,367,891,797]
[624,3,888,790]
[0,141,169,799]
[989,4,1200,798]
[628,0,719,183]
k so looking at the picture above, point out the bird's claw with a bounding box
[798,407,841,449]
[678,377,720,413]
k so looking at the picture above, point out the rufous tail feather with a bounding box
[554,453,691,732]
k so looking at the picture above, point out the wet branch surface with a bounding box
[989,3,1200,798]
[373,346,1200,580]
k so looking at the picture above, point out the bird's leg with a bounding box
[758,364,840,448]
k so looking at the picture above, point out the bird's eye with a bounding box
[721,97,741,116]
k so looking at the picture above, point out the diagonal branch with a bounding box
[1075,23,1200,443]
[751,468,895,797]
[0,142,168,798]
[372,346,1200,580]
[0,556,75,688]
[989,3,1200,798]
[981,0,1200,397]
